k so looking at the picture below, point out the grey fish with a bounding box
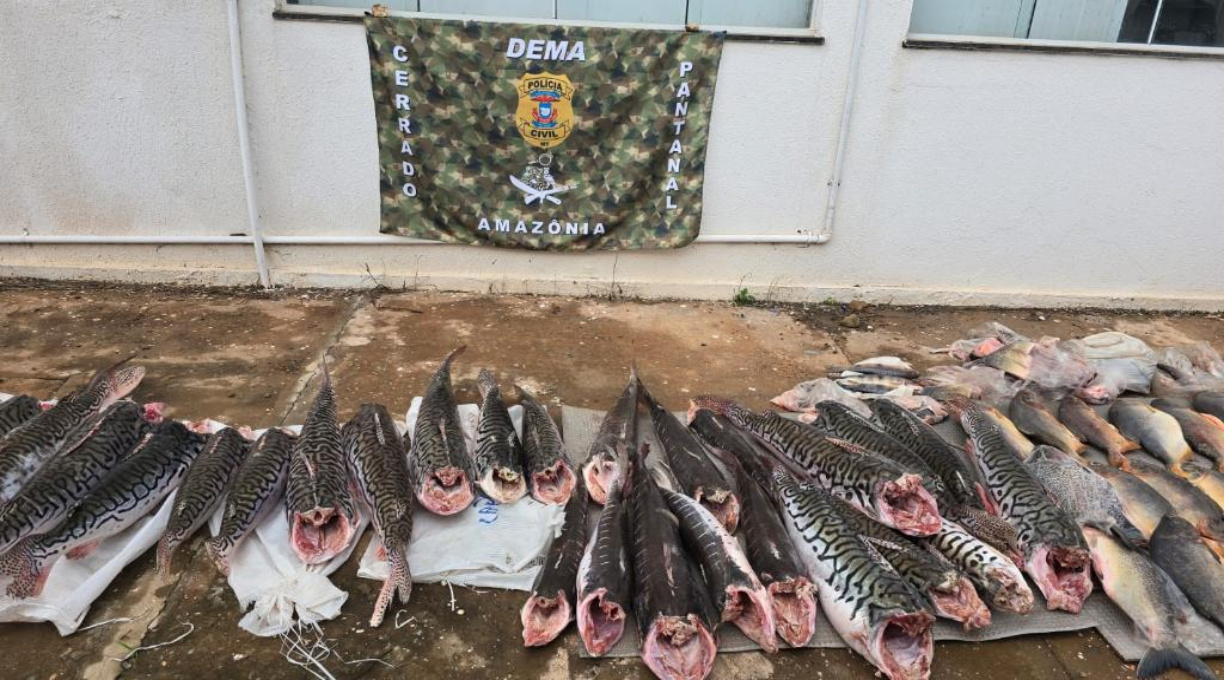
[830,356,920,380]
[580,365,639,505]
[408,347,476,515]
[1091,463,1176,540]
[1127,461,1224,542]
[0,401,149,555]
[344,404,414,627]
[1,420,206,599]
[1193,392,1224,421]
[473,370,527,504]
[576,445,632,657]
[926,518,1034,614]
[1149,515,1224,630]
[1182,462,1224,512]
[643,385,739,532]
[156,427,250,575]
[286,365,358,564]
[1024,446,1144,549]
[1084,527,1217,680]
[690,396,942,537]
[518,385,576,505]
[1109,400,1193,474]
[1150,370,1207,400]
[1010,388,1085,455]
[521,474,588,647]
[967,339,1034,380]
[973,403,1036,460]
[960,404,1093,613]
[0,395,41,439]
[207,428,296,575]
[773,468,934,680]
[836,374,913,394]
[1058,395,1139,469]
[1151,398,1224,471]
[0,364,145,503]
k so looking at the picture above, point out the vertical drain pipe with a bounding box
[818,0,869,244]
[227,0,271,288]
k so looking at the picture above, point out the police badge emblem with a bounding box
[515,73,575,149]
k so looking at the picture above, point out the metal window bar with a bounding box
[1148,0,1166,44]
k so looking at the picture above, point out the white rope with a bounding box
[109,622,195,663]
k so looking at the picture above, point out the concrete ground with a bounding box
[0,280,1221,680]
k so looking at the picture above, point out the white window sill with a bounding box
[905,33,1224,61]
[272,4,824,44]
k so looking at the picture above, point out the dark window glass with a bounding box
[1152,0,1224,47]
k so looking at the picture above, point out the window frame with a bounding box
[273,0,825,44]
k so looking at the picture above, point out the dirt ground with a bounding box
[0,280,1221,680]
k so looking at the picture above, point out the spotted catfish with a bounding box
[286,365,359,564]
[0,364,145,503]
[521,474,588,647]
[518,385,576,505]
[473,370,527,504]
[207,428,296,575]
[960,404,1093,613]
[157,427,251,575]
[408,347,476,515]
[691,397,942,537]
[344,404,414,627]
[1,420,206,599]
[576,444,633,657]
[580,365,639,505]
[0,395,41,439]
[0,400,150,555]
[1024,446,1144,549]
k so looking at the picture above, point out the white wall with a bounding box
[1,0,1222,308]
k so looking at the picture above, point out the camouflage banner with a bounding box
[365,16,724,250]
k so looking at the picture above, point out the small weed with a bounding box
[733,287,756,307]
[821,296,839,306]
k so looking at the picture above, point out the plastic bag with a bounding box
[1025,338,1096,392]
[921,365,1019,409]
[943,322,1028,361]
[771,378,871,418]
[1062,332,1157,403]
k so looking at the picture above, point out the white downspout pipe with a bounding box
[227,0,271,288]
[817,0,869,244]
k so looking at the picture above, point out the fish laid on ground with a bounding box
[771,378,872,419]
[643,386,739,532]
[1091,463,1175,540]
[0,365,144,503]
[960,404,1093,613]
[344,404,414,627]
[1151,398,1224,470]
[408,347,476,515]
[830,357,921,380]
[690,410,819,647]
[0,395,41,439]
[971,403,1035,460]
[968,339,1034,379]
[1084,527,1217,680]
[660,476,778,651]
[1182,462,1224,511]
[0,401,150,554]
[1127,461,1224,542]
[1058,395,1139,469]
[580,366,639,505]
[1193,392,1224,421]
[1109,400,1193,474]
[157,427,250,575]
[629,445,717,680]
[690,397,942,537]
[774,469,934,680]
[1009,388,1085,455]
[1024,446,1145,549]
[1,420,206,598]
[521,475,588,646]
[1149,515,1224,630]
[207,428,296,575]
[473,370,527,504]
[518,385,576,505]
[286,366,359,564]
[576,445,632,656]
[1150,371,1207,401]
[927,519,1034,614]
[836,374,913,395]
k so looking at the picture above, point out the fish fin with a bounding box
[1110,520,1146,551]
[1137,645,1217,680]
[974,483,998,515]
[857,536,899,574]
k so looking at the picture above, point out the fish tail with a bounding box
[1138,644,1217,680]
[155,536,178,577]
[1112,520,1147,551]
[441,346,467,373]
[371,543,412,628]
[205,537,232,576]
[476,369,498,400]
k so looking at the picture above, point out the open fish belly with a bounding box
[416,466,475,515]
[876,474,942,537]
[290,506,358,564]
[818,579,934,680]
[768,578,819,647]
[1026,544,1093,613]
[577,587,628,657]
[641,614,717,680]
[521,589,573,647]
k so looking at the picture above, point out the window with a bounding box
[909,0,1224,48]
[285,0,816,29]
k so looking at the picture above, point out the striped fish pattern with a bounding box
[156,427,251,575]
[960,403,1092,613]
[576,444,632,656]
[0,395,41,439]
[207,428,296,575]
[343,403,414,627]
[473,369,527,504]
[286,366,358,564]
[521,473,588,647]
[1,420,206,599]
[518,385,575,505]
[580,365,638,505]
[0,365,145,503]
[926,519,1033,614]
[0,400,149,554]
[408,347,475,515]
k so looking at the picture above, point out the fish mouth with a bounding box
[142,402,166,423]
[531,461,576,505]
[520,590,572,647]
[290,507,357,564]
[876,475,942,537]
[642,614,717,680]
[581,457,620,506]
[722,585,778,653]
[931,576,991,631]
[418,467,475,515]
[768,579,818,648]
[871,611,934,680]
[477,468,527,505]
[695,488,741,534]
[576,588,627,657]
[984,565,1035,614]
[1027,544,1093,613]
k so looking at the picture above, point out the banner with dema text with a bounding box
[365,16,724,250]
